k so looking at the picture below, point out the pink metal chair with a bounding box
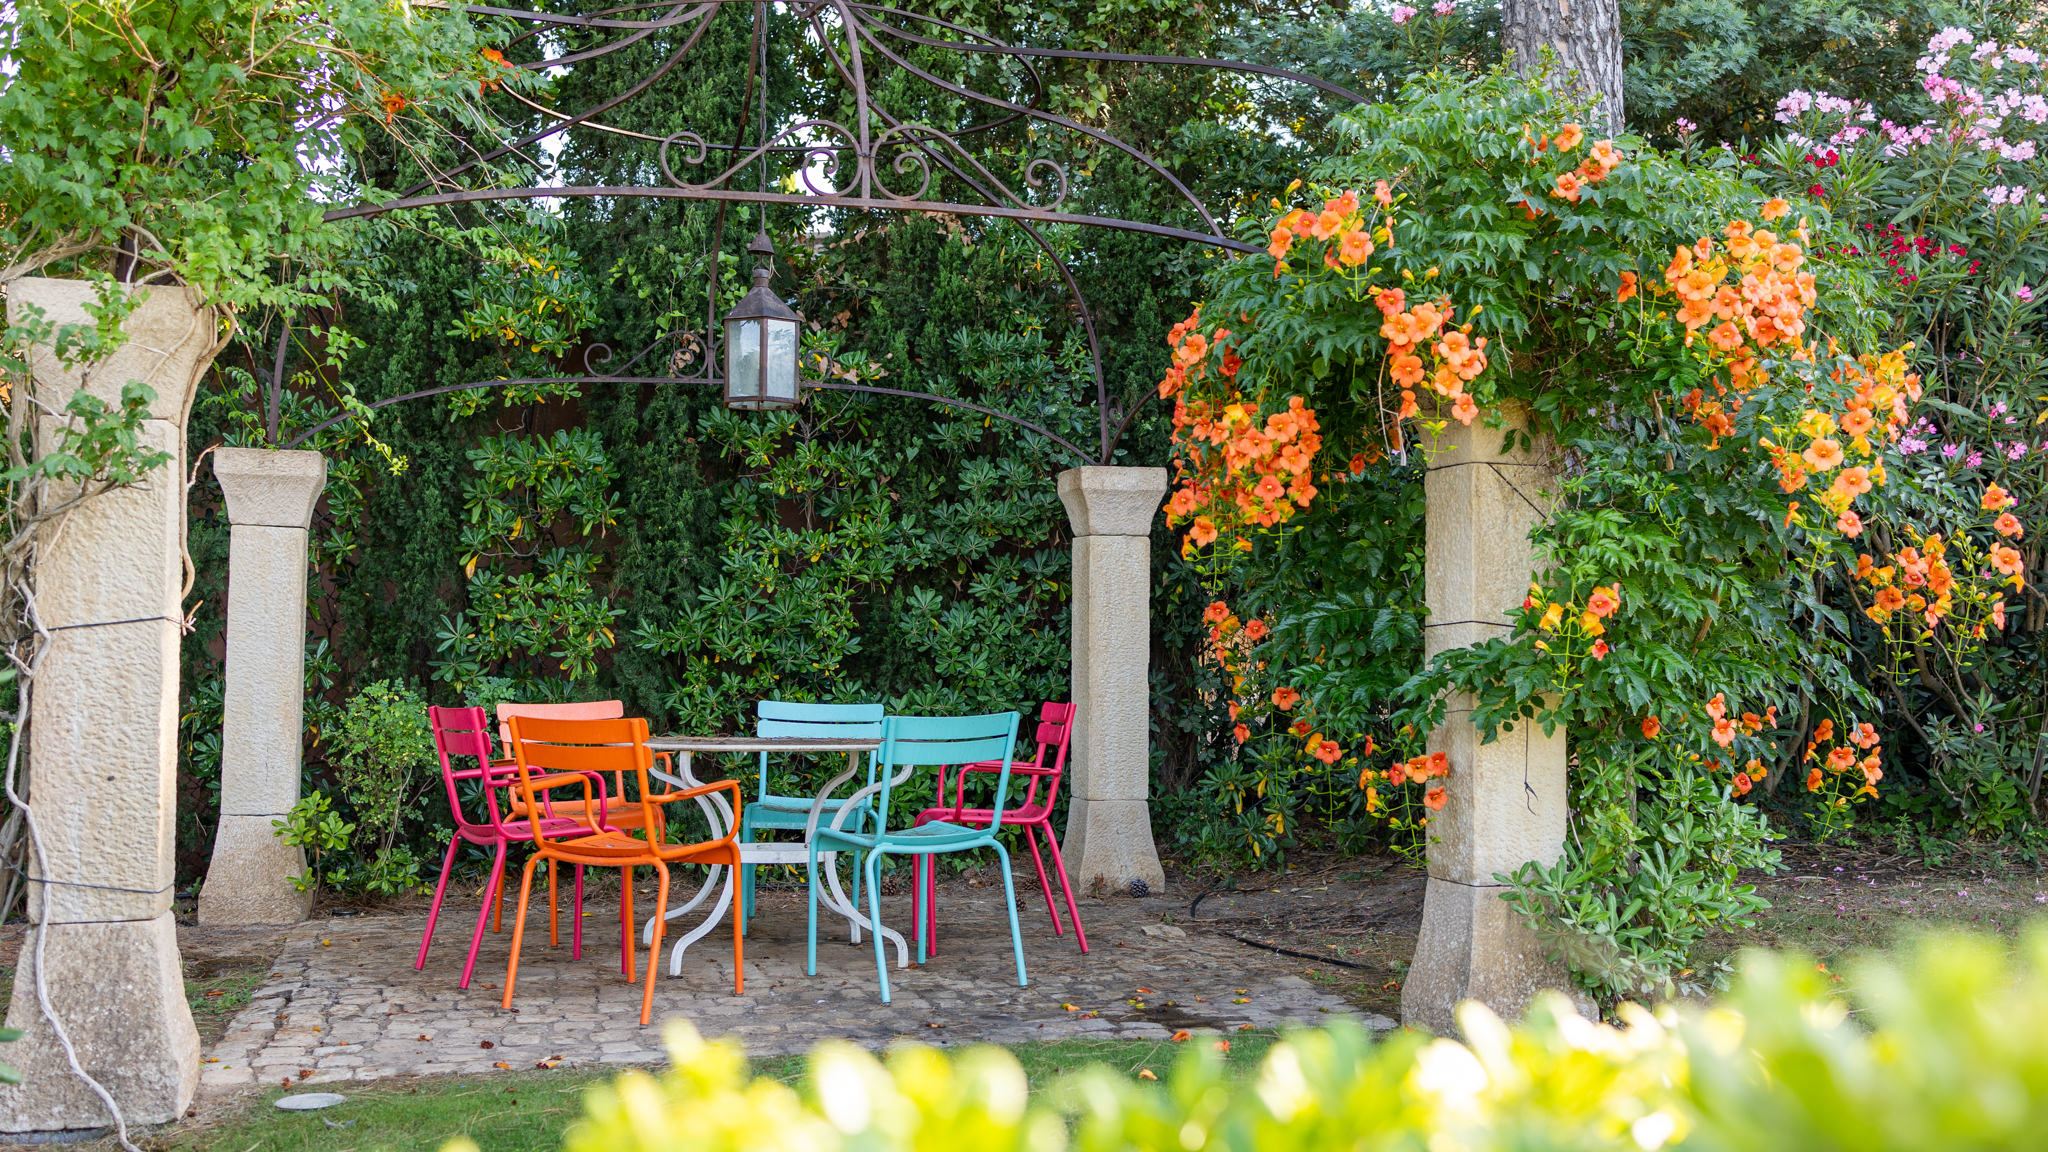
[415,705,618,988]
[913,701,1085,953]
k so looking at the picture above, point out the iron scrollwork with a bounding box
[320,0,1363,463]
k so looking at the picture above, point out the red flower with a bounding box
[1271,687,1301,711]
[1423,785,1447,811]
[1808,184,1826,197]
[1641,716,1661,739]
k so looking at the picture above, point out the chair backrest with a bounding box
[1023,701,1077,810]
[505,715,657,850]
[755,700,886,800]
[429,705,509,836]
[497,700,624,749]
[875,712,1019,831]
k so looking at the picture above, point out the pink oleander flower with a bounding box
[1390,4,1418,23]
[1433,0,1457,13]
[1777,90,1815,121]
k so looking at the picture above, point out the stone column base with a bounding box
[197,814,312,925]
[0,912,199,1131]
[1063,798,1166,894]
[1400,877,1586,1034]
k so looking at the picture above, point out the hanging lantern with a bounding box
[722,231,801,410]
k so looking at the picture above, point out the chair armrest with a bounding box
[959,759,1052,775]
[503,771,610,801]
[814,763,916,840]
[522,772,601,794]
[651,778,741,804]
[515,773,605,835]
[650,778,741,845]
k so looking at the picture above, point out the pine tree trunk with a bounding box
[1503,0,1624,134]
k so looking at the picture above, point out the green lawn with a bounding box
[158,1032,1280,1152]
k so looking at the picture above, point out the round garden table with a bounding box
[642,735,914,976]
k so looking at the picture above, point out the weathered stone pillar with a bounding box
[1,279,207,1130]
[1057,466,1168,895]
[1402,405,1578,1034]
[197,448,324,924]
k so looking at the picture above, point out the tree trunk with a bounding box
[1504,0,1624,135]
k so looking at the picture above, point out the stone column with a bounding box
[1401,405,1578,1034]
[197,448,324,924]
[1057,466,1168,895]
[1,279,208,1131]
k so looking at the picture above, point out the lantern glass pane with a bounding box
[726,318,761,401]
[764,318,799,404]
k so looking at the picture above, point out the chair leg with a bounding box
[913,855,928,967]
[572,864,586,960]
[460,843,507,990]
[548,858,560,947]
[1042,820,1089,954]
[849,811,867,944]
[738,813,754,937]
[730,852,746,996]
[415,835,462,971]
[641,861,669,1026]
[805,847,821,977]
[493,863,506,933]
[621,864,635,981]
[923,851,939,956]
[1020,822,1063,936]
[866,849,892,1004]
[990,840,1029,988]
[501,854,542,1011]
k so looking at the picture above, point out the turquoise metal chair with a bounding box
[805,711,1026,1003]
[740,701,886,931]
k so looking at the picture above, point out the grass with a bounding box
[153,1033,1281,1152]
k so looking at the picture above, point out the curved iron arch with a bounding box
[314,0,1362,463]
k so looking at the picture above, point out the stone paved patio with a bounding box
[200,876,1387,1089]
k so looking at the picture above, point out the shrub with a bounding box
[276,680,435,895]
[505,930,2048,1152]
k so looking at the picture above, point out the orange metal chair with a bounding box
[485,701,647,936]
[500,714,744,1025]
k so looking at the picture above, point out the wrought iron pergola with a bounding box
[292,0,1363,462]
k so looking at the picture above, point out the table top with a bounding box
[647,736,879,753]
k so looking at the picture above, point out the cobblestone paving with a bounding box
[201,880,1386,1089]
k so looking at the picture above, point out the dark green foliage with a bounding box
[173,0,1331,880]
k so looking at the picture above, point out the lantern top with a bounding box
[727,265,799,325]
[727,230,798,326]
